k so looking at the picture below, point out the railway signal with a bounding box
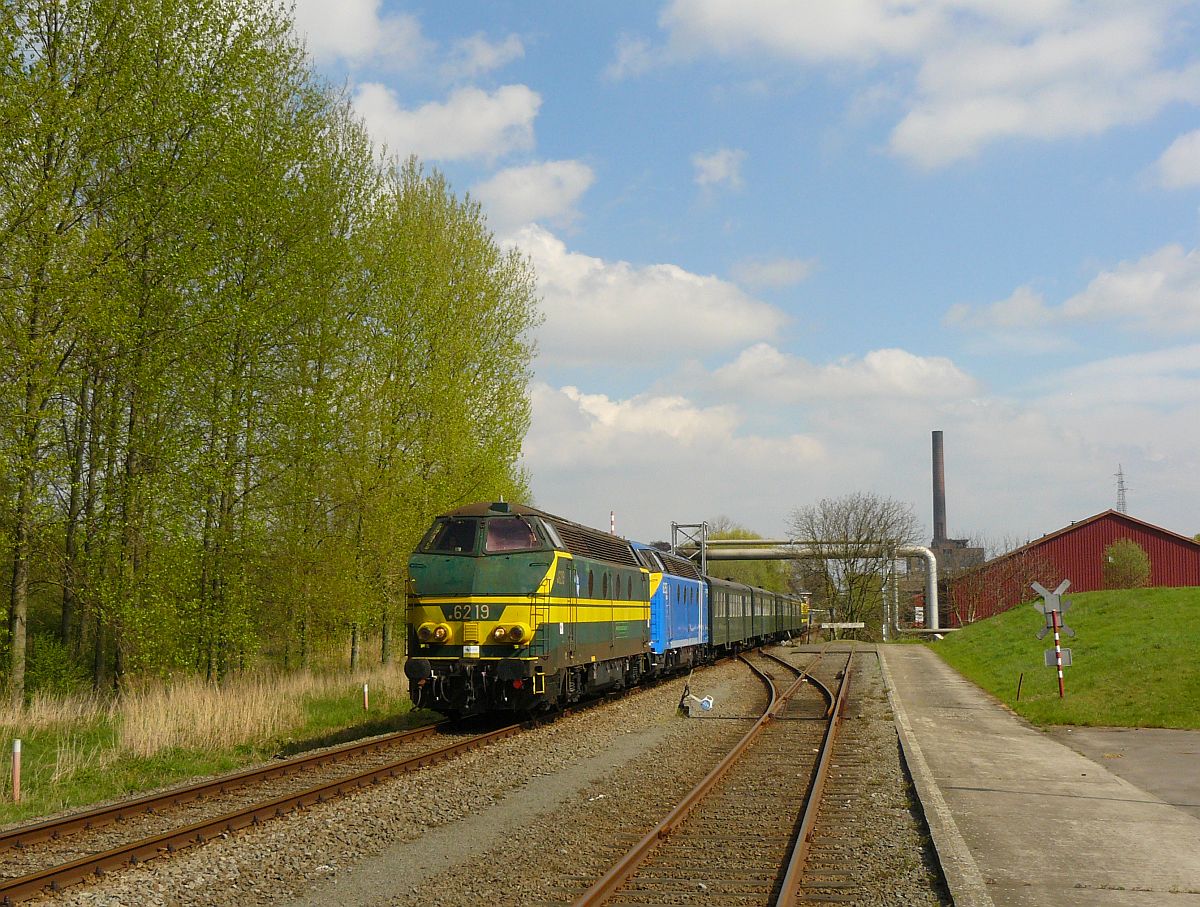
[1031,581,1074,698]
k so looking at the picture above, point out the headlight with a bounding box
[432,624,450,642]
[492,626,508,640]
[417,623,436,643]
[507,624,529,643]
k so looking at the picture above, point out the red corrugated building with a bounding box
[946,510,1200,626]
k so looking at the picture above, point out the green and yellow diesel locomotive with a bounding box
[404,501,651,715]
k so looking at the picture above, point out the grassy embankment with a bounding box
[930,586,1200,728]
[0,664,436,826]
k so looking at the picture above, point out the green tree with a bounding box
[705,517,789,592]
[329,158,539,665]
[1,0,142,702]
[1102,538,1151,589]
[2,0,542,695]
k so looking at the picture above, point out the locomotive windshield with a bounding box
[423,518,478,554]
[483,516,541,553]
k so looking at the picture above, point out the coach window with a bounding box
[588,570,594,598]
[602,574,609,599]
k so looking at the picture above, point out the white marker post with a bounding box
[363,683,369,711]
[12,739,20,803]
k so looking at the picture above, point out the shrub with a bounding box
[1102,538,1151,589]
[26,634,92,697]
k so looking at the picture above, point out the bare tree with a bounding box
[946,535,1056,624]
[788,493,920,637]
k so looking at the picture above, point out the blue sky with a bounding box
[294,1,1200,549]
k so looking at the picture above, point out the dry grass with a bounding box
[0,689,111,735]
[3,662,413,761]
[118,675,304,757]
[118,662,412,757]
[1,661,416,820]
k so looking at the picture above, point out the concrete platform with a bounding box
[879,645,1200,906]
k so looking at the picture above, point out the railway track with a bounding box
[0,719,522,903]
[570,645,854,906]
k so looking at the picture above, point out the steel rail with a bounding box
[775,647,856,906]
[0,721,449,855]
[0,721,522,904]
[572,649,812,906]
[761,647,834,717]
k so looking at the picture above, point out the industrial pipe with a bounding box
[697,543,940,632]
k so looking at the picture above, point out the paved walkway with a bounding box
[879,645,1200,906]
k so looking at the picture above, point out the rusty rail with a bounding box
[0,721,448,855]
[776,648,855,906]
[0,721,521,903]
[573,649,813,906]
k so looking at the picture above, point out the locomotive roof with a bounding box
[437,501,640,567]
[440,501,545,518]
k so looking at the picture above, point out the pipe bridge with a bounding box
[670,525,941,634]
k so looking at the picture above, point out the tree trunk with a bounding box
[61,370,91,644]
[8,466,34,707]
[380,608,391,665]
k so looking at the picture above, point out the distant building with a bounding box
[946,510,1200,626]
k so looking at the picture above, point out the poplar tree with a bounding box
[1,0,541,698]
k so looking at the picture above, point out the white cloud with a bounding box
[692,148,746,188]
[892,16,1200,167]
[712,344,979,402]
[352,83,541,162]
[606,34,658,80]
[1035,345,1200,408]
[443,33,525,81]
[944,285,1055,330]
[650,1,1200,168]
[1155,129,1200,189]
[508,226,787,366]
[660,0,943,65]
[525,384,740,474]
[523,382,826,538]
[951,245,1200,339]
[731,257,817,289]
[1062,245,1200,333]
[524,346,1200,548]
[292,0,430,68]
[473,161,595,235]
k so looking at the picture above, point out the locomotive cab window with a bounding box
[423,518,478,554]
[483,516,541,553]
[540,520,566,550]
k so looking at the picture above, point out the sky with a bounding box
[292,0,1200,551]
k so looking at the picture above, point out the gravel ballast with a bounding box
[36,646,948,906]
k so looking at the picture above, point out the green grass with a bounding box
[929,586,1200,728]
[0,676,438,827]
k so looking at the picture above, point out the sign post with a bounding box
[1032,581,1075,699]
